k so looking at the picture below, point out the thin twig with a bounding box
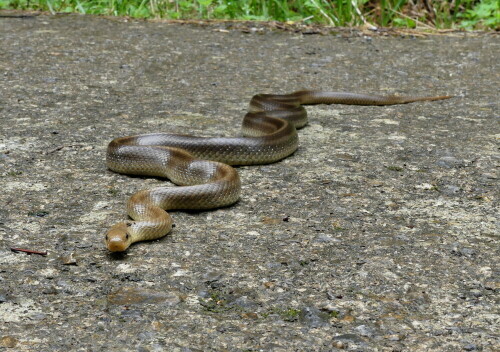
[11,247,48,256]
[45,143,85,154]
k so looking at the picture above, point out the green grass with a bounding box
[1,0,498,30]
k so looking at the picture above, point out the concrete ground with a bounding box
[0,14,498,352]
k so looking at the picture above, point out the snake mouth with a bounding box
[105,222,132,252]
[107,238,129,252]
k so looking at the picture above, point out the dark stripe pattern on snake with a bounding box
[105,90,451,252]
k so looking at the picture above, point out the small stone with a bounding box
[385,334,401,341]
[481,173,496,179]
[484,281,500,290]
[355,324,375,337]
[319,301,338,313]
[415,183,435,190]
[31,313,47,321]
[461,247,476,257]
[1,336,18,348]
[335,153,357,161]
[470,289,482,298]
[107,287,181,306]
[332,341,345,348]
[266,262,282,269]
[463,343,477,351]
[333,333,365,344]
[202,271,222,283]
[263,281,275,289]
[241,312,258,319]
[197,290,210,298]
[326,291,343,300]
[299,307,330,328]
[441,185,461,195]
[341,315,355,323]
[61,252,77,265]
[451,245,476,257]
[367,180,384,187]
[314,234,337,243]
[42,285,59,295]
[230,296,257,309]
[436,156,464,168]
[261,216,281,224]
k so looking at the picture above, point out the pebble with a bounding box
[441,185,461,195]
[385,334,401,341]
[436,156,464,168]
[230,296,258,309]
[299,306,330,328]
[60,252,78,265]
[333,333,366,345]
[326,291,343,300]
[1,336,18,348]
[202,271,223,283]
[450,244,476,257]
[469,289,483,298]
[463,343,477,351]
[107,287,181,306]
[318,301,338,313]
[197,290,211,298]
[314,234,337,242]
[482,173,497,182]
[355,324,375,337]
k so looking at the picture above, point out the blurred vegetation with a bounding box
[1,0,498,30]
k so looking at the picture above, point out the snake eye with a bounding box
[126,222,132,227]
[126,234,130,240]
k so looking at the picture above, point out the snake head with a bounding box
[105,222,133,252]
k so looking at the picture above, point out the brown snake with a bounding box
[105,90,451,252]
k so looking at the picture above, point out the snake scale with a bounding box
[105,90,451,252]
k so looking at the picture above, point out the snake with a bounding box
[105,90,451,252]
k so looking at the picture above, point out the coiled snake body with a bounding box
[105,90,451,252]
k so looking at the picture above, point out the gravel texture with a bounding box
[0,14,498,352]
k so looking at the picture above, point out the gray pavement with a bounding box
[0,14,498,351]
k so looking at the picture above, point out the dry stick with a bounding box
[11,248,48,256]
[46,143,85,154]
